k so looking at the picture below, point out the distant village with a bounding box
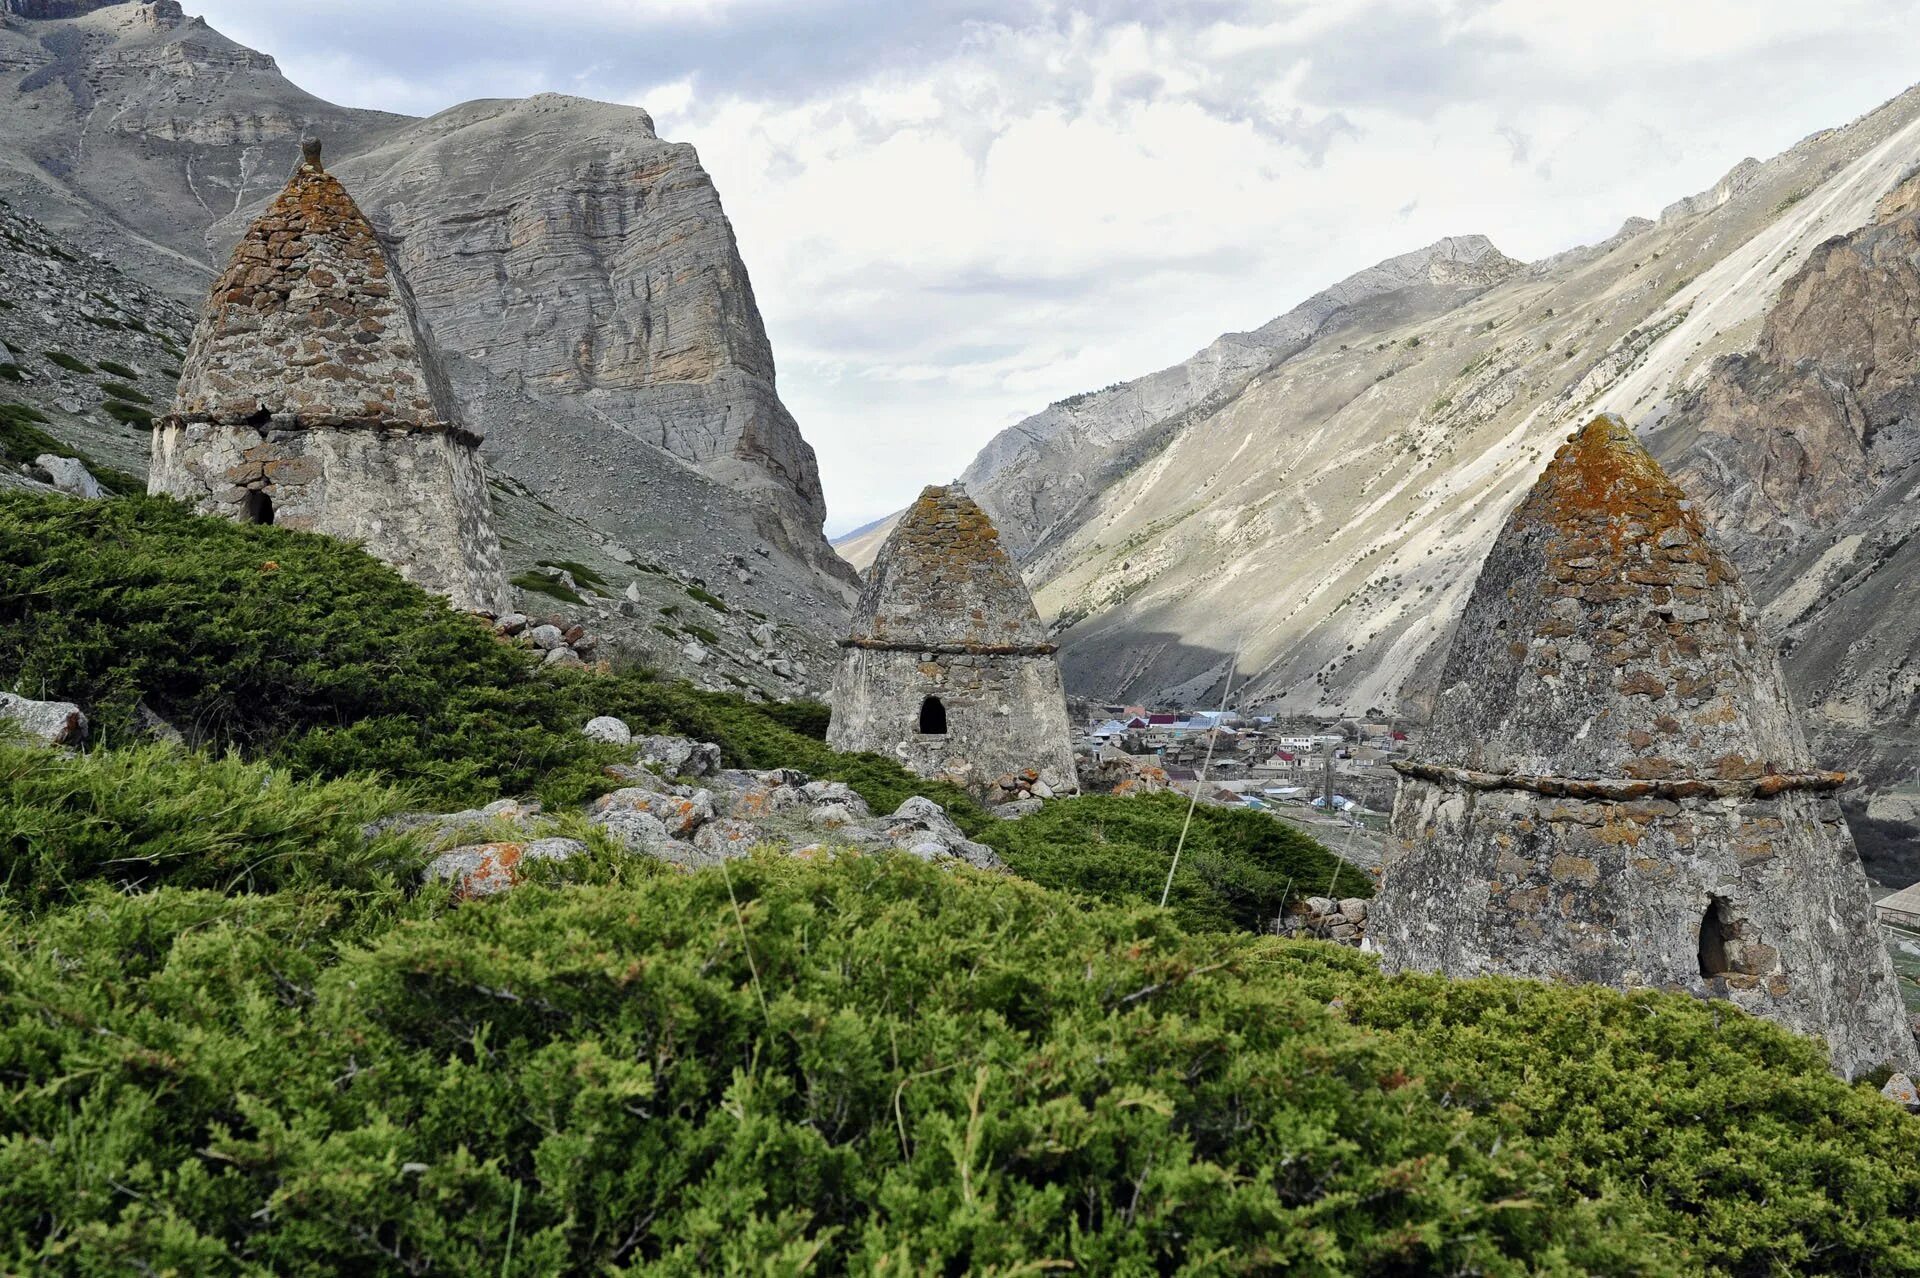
[1074,702,1411,822]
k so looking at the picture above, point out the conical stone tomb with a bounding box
[150,139,510,614]
[827,484,1078,802]
[1372,415,1915,1077]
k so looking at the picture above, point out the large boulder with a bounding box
[637,735,722,779]
[582,715,632,745]
[882,796,1005,872]
[31,455,103,499]
[0,693,87,747]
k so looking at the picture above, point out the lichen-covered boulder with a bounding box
[882,796,1005,872]
[637,735,722,779]
[425,838,587,898]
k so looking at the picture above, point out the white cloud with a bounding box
[192,0,1920,532]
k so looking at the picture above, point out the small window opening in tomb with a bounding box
[1698,896,1734,977]
[242,488,275,526]
[918,696,948,735]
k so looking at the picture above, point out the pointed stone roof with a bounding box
[846,484,1053,651]
[1423,414,1804,781]
[171,139,454,430]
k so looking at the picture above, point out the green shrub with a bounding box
[98,362,144,383]
[0,492,981,818]
[687,584,729,612]
[0,740,421,911]
[102,399,153,429]
[0,364,22,383]
[99,380,150,404]
[536,558,611,592]
[985,791,1371,932]
[1,854,1915,1273]
[511,570,584,606]
[43,351,92,376]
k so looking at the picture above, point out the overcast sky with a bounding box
[195,1,1920,534]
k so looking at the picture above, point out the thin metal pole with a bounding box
[1161,655,1239,909]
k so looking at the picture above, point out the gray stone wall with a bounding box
[827,646,1079,799]
[1375,775,1917,1077]
[151,421,509,614]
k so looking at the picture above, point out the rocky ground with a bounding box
[387,729,1007,900]
[0,195,192,485]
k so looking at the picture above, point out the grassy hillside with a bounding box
[1,491,1916,1274]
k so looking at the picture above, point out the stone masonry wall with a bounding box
[827,646,1079,800]
[172,156,450,430]
[151,420,509,614]
[1377,775,1917,1077]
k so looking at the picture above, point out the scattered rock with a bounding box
[0,692,87,747]
[582,715,632,745]
[810,802,860,828]
[881,796,1005,872]
[528,624,565,650]
[637,735,721,779]
[544,647,587,669]
[692,818,763,862]
[133,700,185,748]
[31,454,102,499]
[367,797,543,848]
[425,838,587,898]
[1883,1073,1920,1111]
[493,613,527,636]
[991,798,1044,820]
[1277,896,1371,948]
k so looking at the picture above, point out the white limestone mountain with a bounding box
[839,82,1920,876]
[0,0,856,694]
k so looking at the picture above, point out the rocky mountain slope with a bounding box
[851,82,1920,877]
[0,0,855,691]
[1649,170,1920,881]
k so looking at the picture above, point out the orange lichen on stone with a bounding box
[1515,415,1707,549]
[844,484,1052,651]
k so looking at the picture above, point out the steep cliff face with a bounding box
[303,94,844,580]
[0,1,407,295]
[1649,172,1920,879]
[0,0,857,670]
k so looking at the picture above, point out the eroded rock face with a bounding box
[1373,416,1916,1079]
[828,486,1078,800]
[325,95,848,584]
[151,143,511,615]
[1651,176,1920,878]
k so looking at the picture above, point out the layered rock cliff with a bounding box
[0,0,857,688]
[1648,170,1920,879]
